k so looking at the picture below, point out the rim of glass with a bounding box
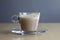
[19,12,40,16]
[19,12,40,13]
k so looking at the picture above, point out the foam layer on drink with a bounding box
[19,13,40,19]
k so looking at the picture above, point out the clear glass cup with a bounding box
[11,12,47,35]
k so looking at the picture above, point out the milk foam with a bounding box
[19,13,40,19]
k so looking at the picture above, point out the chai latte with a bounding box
[19,13,40,31]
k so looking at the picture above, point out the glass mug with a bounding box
[11,12,47,35]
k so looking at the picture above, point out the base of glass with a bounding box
[10,28,48,35]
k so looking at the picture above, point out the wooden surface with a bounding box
[0,23,60,40]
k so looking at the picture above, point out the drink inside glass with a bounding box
[19,12,40,34]
[11,12,47,35]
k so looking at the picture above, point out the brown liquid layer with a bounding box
[19,16,39,31]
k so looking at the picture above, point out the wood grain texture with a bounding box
[0,23,60,40]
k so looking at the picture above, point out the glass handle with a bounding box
[11,15,19,23]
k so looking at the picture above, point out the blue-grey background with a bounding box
[0,0,60,23]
